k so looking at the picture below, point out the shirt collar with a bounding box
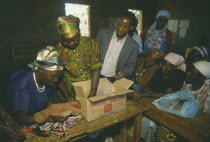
[113,30,127,42]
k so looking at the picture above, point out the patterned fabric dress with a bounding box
[55,37,101,99]
[182,80,210,114]
[144,28,167,53]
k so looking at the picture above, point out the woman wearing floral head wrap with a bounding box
[1,46,63,125]
[147,53,185,92]
[140,10,173,54]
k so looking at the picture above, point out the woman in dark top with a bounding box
[147,61,185,93]
[133,53,185,99]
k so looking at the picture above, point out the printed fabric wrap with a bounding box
[21,114,82,138]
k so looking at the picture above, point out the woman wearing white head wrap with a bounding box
[141,10,173,54]
[186,46,208,64]
[184,61,210,114]
[164,53,185,67]
[150,10,171,29]
[133,53,185,101]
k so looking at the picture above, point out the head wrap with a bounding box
[192,46,208,59]
[164,53,185,66]
[151,10,171,29]
[29,46,63,71]
[193,61,210,78]
[156,10,171,19]
[57,14,80,38]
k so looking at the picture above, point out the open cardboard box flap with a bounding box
[73,78,133,102]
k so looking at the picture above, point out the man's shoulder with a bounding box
[126,35,139,49]
[99,28,115,34]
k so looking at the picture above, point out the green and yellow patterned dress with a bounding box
[55,36,101,100]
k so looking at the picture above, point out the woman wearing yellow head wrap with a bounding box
[54,15,101,101]
[57,15,80,39]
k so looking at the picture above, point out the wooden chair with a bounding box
[11,40,59,71]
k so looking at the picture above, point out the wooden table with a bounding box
[24,100,148,142]
[138,98,210,142]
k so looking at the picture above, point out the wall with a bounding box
[1,0,65,42]
[66,0,157,37]
[0,0,65,84]
[157,0,210,55]
[1,0,209,87]
[0,0,156,84]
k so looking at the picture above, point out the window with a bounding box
[65,3,90,37]
[128,9,143,35]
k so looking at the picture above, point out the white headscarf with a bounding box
[193,61,210,78]
[164,53,185,66]
[151,10,171,29]
[192,46,208,59]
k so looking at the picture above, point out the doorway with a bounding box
[128,9,143,35]
[65,3,90,37]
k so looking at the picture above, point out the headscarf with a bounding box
[151,10,171,29]
[164,53,185,66]
[29,46,64,71]
[193,61,210,78]
[57,14,80,38]
[191,46,208,59]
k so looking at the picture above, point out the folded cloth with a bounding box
[21,114,82,138]
[33,101,81,123]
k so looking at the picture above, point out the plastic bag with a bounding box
[152,85,200,118]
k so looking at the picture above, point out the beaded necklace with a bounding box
[33,72,45,92]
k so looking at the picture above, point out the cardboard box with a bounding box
[72,78,133,122]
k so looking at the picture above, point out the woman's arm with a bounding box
[58,80,74,102]
[14,109,35,125]
[89,67,100,97]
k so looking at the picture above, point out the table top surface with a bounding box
[138,98,210,142]
[24,100,148,142]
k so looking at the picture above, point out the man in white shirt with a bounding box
[97,11,139,82]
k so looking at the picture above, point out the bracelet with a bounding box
[90,88,97,91]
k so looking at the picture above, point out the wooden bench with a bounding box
[138,98,210,142]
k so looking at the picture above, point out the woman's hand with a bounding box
[0,125,25,142]
[0,105,13,126]
[113,70,125,80]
